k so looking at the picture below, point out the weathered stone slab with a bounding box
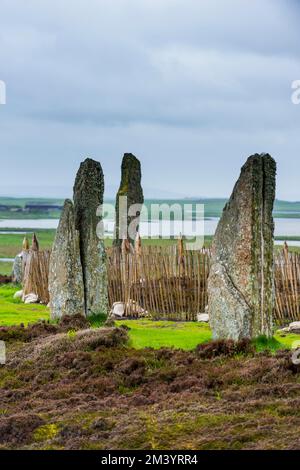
[74,158,108,316]
[208,154,276,340]
[114,153,144,245]
[197,313,209,323]
[12,255,23,284]
[49,199,85,319]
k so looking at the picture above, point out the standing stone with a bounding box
[208,154,276,340]
[12,237,30,284]
[49,199,85,319]
[74,158,108,316]
[114,153,144,246]
[12,255,23,284]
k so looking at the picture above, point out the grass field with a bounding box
[0,285,299,351]
[0,197,64,219]
[0,285,49,326]
[0,229,56,258]
[1,197,300,219]
[118,319,212,350]
[0,262,13,276]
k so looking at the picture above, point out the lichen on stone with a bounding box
[114,153,144,246]
[208,153,276,340]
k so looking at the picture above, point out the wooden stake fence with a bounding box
[23,249,51,305]
[275,245,300,323]
[107,243,300,324]
[107,244,211,321]
[18,235,300,323]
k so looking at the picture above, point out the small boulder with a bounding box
[277,322,300,334]
[110,300,148,318]
[197,313,209,323]
[13,290,23,300]
[23,293,39,304]
[288,322,300,334]
[110,302,125,318]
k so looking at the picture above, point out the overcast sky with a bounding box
[0,0,300,200]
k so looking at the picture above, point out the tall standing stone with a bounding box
[12,255,23,284]
[114,153,144,246]
[74,158,108,316]
[208,154,276,340]
[12,237,30,284]
[49,199,85,319]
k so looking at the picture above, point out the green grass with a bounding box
[273,332,300,350]
[89,313,108,328]
[0,285,49,326]
[0,211,62,220]
[1,285,300,352]
[118,319,212,350]
[0,231,213,259]
[0,230,56,258]
[117,320,300,351]
[0,261,13,276]
[0,197,64,208]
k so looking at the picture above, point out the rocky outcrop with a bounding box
[114,153,144,245]
[278,322,300,334]
[49,199,85,319]
[208,154,276,340]
[73,158,108,316]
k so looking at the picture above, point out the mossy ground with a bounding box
[1,326,300,450]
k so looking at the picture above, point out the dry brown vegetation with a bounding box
[1,324,300,450]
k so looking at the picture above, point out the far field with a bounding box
[1,196,300,219]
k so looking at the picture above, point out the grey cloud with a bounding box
[0,0,299,200]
